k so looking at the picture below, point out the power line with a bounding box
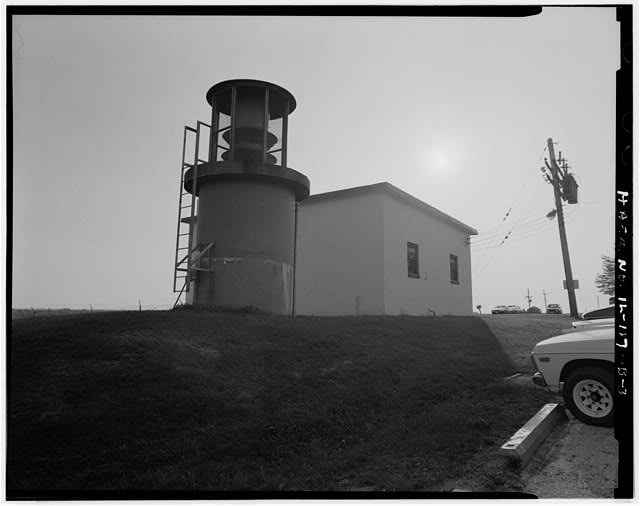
[470,212,556,244]
[508,145,548,213]
[476,208,577,249]
[471,203,579,251]
[471,145,547,272]
[473,179,547,280]
[473,196,588,240]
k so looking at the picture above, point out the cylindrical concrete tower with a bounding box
[183,80,309,314]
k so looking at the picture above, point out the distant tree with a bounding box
[476,305,482,314]
[527,306,541,314]
[595,255,615,296]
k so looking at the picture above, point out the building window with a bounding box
[450,254,459,284]
[407,242,419,278]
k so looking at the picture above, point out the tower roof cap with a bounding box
[206,79,297,118]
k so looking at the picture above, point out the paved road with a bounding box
[521,412,618,498]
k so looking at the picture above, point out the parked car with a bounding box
[531,325,614,426]
[491,305,509,314]
[570,319,615,331]
[507,305,523,314]
[582,305,615,320]
[571,305,615,329]
[546,303,563,314]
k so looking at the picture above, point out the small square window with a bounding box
[450,254,459,284]
[407,242,419,278]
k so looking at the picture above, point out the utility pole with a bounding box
[542,138,579,317]
[542,289,548,310]
[525,288,533,310]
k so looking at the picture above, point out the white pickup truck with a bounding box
[530,324,614,426]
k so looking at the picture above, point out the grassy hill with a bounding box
[480,313,574,372]
[11,308,96,319]
[7,311,569,495]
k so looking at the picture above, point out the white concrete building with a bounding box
[294,182,478,316]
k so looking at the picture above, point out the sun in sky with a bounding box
[424,144,457,179]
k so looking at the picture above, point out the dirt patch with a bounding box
[441,378,617,498]
[521,413,617,498]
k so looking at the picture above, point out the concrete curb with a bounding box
[499,403,567,466]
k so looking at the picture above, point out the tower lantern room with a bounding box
[207,80,294,167]
[173,79,310,313]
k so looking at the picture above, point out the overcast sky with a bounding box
[11,7,620,311]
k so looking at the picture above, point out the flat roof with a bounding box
[302,182,478,235]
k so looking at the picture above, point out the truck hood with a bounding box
[562,319,615,333]
[534,326,614,355]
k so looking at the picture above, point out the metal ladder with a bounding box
[172,121,211,307]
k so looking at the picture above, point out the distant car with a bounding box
[546,303,563,314]
[507,305,523,314]
[491,305,509,314]
[531,324,614,426]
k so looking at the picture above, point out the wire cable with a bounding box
[471,145,548,272]
[473,179,547,280]
[471,202,580,252]
[470,212,556,245]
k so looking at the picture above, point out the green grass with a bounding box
[8,311,565,494]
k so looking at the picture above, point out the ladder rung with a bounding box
[176,268,188,272]
[177,247,189,250]
[178,232,190,236]
[181,205,191,209]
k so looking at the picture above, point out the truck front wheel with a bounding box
[563,367,614,427]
